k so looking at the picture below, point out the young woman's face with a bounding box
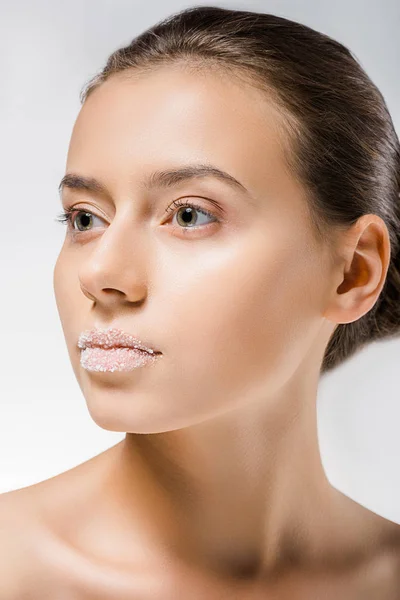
[53,66,335,433]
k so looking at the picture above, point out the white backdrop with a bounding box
[0,0,399,524]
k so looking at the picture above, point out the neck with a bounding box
[105,368,394,580]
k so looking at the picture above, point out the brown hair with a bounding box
[79,5,400,375]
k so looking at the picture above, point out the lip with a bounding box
[77,327,161,355]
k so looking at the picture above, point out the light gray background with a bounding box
[1,0,399,524]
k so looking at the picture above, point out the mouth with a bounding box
[79,344,162,373]
[77,327,161,355]
[84,343,161,355]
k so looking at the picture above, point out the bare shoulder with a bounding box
[0,445,123,599]
[0,485,95,599]
[0,472,87,598]
[0,487,47,599]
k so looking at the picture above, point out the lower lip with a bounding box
[80,346,161,372]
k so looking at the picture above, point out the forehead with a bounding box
[66,66,307,218]
[72,69,284,166]
[74,66,285,144]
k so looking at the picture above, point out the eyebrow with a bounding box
[58,163,253,200]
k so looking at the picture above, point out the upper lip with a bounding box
[77,327,161,355]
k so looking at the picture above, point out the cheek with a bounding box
[166,236,322,399]
[53,252,68,316]
[54,251,91,388]
[54,253,74,319]
[53,251,84,347]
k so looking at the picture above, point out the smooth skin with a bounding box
[1,64,399,597]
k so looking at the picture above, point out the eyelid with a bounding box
[57,196,223,237]
[64,197,221,222]
[67,205,108,221]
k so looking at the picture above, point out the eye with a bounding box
[75,211,103,232]
[54,199,221,237]
[54,208,105,233]
[164,198,219,230]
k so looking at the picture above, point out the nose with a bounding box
[80,283,96,302]
[78,213,148,307]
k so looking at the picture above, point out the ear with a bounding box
[323,214,391,325]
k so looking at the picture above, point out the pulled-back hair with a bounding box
[79,5,400,375]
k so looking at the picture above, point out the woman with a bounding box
[1,5,400,598]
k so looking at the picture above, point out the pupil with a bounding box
[79,213,91,229]
[180,207,195,225]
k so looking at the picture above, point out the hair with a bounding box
[79,5,400,375]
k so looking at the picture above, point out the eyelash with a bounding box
[54,199,219,236]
